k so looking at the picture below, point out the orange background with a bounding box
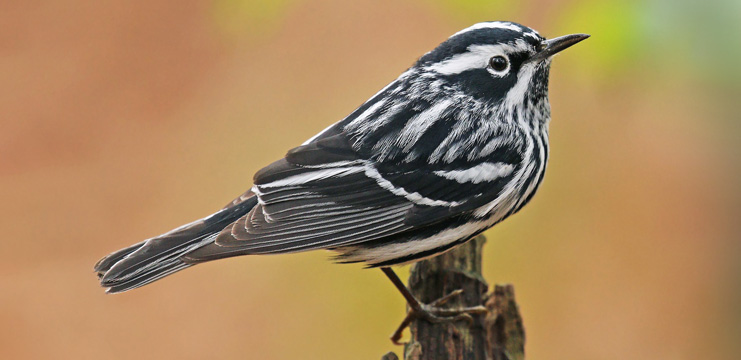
[1,0,739,359]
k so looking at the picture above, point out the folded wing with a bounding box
[183,128,521,263]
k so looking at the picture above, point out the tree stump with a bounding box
[382,235,526,360]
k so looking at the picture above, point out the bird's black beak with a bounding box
[530,34,590,63]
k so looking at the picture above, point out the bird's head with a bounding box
[415,21,588,111]
[342,22,588,163]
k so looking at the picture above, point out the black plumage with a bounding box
[95,21,588,293]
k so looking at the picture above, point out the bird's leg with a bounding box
[381,267,488,345]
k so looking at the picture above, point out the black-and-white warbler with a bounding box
[95,21,587,333]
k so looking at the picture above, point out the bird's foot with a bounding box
[390,289,488,345]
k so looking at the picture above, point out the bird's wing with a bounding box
[183,126,523,261]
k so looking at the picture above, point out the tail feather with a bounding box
[94,194,257,293]
[94,240,146,278]
[105,257,193,294]
[98,225,215,288]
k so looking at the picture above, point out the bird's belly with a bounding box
[333,218,494,267]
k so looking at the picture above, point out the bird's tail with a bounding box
[94,194,257,293]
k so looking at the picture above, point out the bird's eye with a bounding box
[488,56,509,72]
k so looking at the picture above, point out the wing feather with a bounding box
[183,129,523,263]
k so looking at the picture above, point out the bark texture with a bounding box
[382,235,526,360]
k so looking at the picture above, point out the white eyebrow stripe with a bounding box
[424,42,530,75]
[426,51,488,75]
[524,32,541,40]
[451,22,524,38]
[425,44,504,75]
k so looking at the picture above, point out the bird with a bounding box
[95,21,588,342]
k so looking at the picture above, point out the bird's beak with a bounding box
[529,33,590,63]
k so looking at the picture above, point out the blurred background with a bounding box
[1,0,739,359]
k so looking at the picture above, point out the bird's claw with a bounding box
[390,289,489,345]
[430,289,463,307]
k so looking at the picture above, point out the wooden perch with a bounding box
[382,235,526,360]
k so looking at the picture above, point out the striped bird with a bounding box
[95,21,587,340]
